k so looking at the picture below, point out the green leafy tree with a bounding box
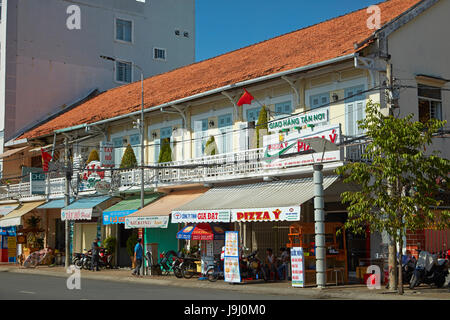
[120,144,137,169]
[158,138,172,163]
[256,105,269,148]
[126,233,138,266]
[336,100,450,294]
[86,149,100,164]
[204,136,218,156]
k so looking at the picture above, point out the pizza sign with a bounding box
[231,207,300,222]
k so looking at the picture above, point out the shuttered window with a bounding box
[310,93,330,110]
[275,101,292,119]
[116,19,132,42]
[116,61,132,83]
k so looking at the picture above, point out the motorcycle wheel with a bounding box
[435,276,446,288]
[207,268,218,282]
[182,261,196,279]
[174,267,183,278]
[74,259,83,269]
[409,274,420,289]
[261,269,268,282]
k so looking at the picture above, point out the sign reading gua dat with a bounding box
[268,107,329,132]
[171,210,231,223]
[231,207,300,222]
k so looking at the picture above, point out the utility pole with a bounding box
[64,137,71,268]
[313,164,326,288]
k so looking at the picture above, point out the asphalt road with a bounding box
[0,272,313,300]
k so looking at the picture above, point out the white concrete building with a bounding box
[0,0,195,174]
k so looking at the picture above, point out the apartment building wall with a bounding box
[388,0,450,160]
[0,0,195,156]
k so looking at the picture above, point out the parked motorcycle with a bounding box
[239,250,267,282]
[206,255,224,282]
[172,252,184,278]
[158,250,177,276]
[409,250,449,289]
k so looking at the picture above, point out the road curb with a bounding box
[0,267,444,300]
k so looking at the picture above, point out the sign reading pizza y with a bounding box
[231,207,300,222]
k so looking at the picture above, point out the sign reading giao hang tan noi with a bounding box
[231,207,300,222]
[268,107,329,132]
[171,210,231,223]
[263,124,342,169]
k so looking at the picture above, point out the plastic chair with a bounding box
[333,268,344,286]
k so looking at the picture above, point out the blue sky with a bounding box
[195,0,379,62]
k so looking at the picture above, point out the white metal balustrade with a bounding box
[0,144,368,200]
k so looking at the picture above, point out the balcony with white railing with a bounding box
[0,142,369,200]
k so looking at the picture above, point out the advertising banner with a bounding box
[100,141,114,168]
[124,216,169,229]
[231,206,300,222]
[61,208,93,221]
[268,107,329,132]
[103,210,136,225]
[291,247,305,287]
[224,231,241,283]
[171,210,231,223]
[263,124,342,169]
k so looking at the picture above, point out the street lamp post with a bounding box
[101,55,146,275]
[100,55,145,211]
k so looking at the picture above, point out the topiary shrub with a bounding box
[158,138,172,163]
[86,149,100,164]
[120,144,137,169]
[204,136,218,156]
[256,105,269,148]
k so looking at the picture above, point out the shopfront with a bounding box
[61,196,120,257]
[0,201,46,263]
[36,198,74,253]
[172,176,349,284]
[0,203,19,262]
[125,188,210,268]
[102,194,161,267]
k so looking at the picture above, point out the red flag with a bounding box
[237,89,254,106]
[41,149,52,172]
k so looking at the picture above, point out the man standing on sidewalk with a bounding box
[132,238,143,277]
[91,238,100,272]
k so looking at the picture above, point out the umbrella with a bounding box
[176,223,226,241]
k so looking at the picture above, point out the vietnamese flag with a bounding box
[41,149,52,172]
[237,89,254,106]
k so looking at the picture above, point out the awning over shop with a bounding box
[102,194,161,225]
[0,201,46,227]
[37,198,75,209]
[0,146,29,159]
[125,188,208,229]
[61,196,112,221]
[172,176,340,223]
[0,203,19,216]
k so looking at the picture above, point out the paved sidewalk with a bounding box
[0,264,449,300]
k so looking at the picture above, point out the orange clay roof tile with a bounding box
[20,0,422,140]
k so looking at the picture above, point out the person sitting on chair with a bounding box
[264,248,277,280]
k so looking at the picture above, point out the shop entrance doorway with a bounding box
[118,226,135,267]
[54,219,65,252]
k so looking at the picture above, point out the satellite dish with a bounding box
[302,137,339,153]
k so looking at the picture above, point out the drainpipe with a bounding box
[314,164,326,288]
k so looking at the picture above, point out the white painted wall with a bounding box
[388,0,450,159]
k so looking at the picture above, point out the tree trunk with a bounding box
[398,238,404,294]
[388,241,397,291]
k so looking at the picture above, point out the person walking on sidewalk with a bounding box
[91,238,100,272]
[132,238,143,277]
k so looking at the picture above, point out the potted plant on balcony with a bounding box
[256,105,269,148]
[204,136,218,156]
[158,138,172,163]
[86,149,100,164]
[120,144,137,169]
